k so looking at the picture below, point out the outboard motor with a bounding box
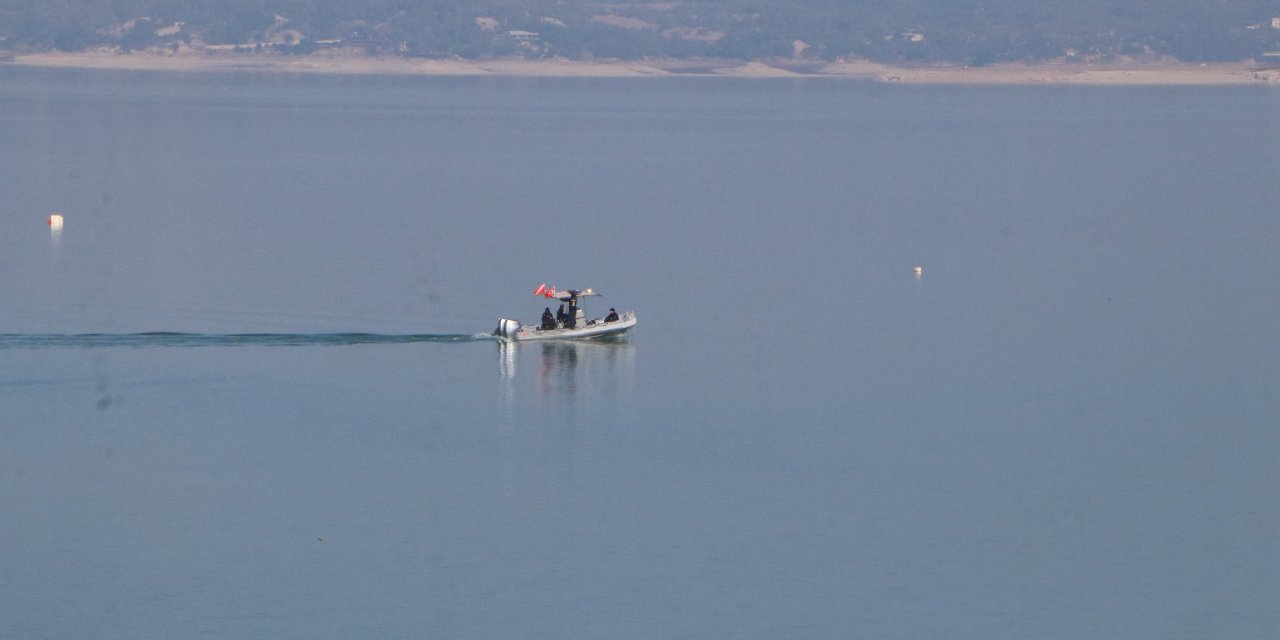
[494,317,521,339]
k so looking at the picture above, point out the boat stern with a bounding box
[494,317,522,339]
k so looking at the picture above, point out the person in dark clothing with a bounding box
[556,304,567,326]
[565,302,577,329]
[541,307,556,330]
[605,308,620,322]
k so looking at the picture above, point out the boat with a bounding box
[494,285,637,341]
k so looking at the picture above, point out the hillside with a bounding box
[2,1,1279,64]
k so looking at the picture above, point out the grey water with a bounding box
[1,67,1278,639]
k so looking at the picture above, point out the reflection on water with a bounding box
[497,338,636,408]
[498,338,517,412]
[49,226,62,258]
[498,338,517,379]
[536,338,635,402]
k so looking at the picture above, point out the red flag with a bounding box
[545,286,556,299]
[534,283,546,297]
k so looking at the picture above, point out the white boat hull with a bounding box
[495,312,636,341]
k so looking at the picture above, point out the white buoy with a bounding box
[48,213,64,230]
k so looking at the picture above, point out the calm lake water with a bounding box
[1,67,1278,639]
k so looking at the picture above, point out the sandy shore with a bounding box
[6,50,1280,85]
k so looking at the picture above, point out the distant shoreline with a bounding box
[6,50,1280,85]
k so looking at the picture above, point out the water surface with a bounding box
[1,68,1277,639]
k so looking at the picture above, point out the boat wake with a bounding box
[0,332,496,349]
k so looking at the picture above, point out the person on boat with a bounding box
[541,307,556,330]
[605,308,620,322]
[556,304,567,327]
[565,302,578,329]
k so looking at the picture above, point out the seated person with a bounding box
[556,304,568,326]
[605,308,620,322]
[540,307,556,330]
